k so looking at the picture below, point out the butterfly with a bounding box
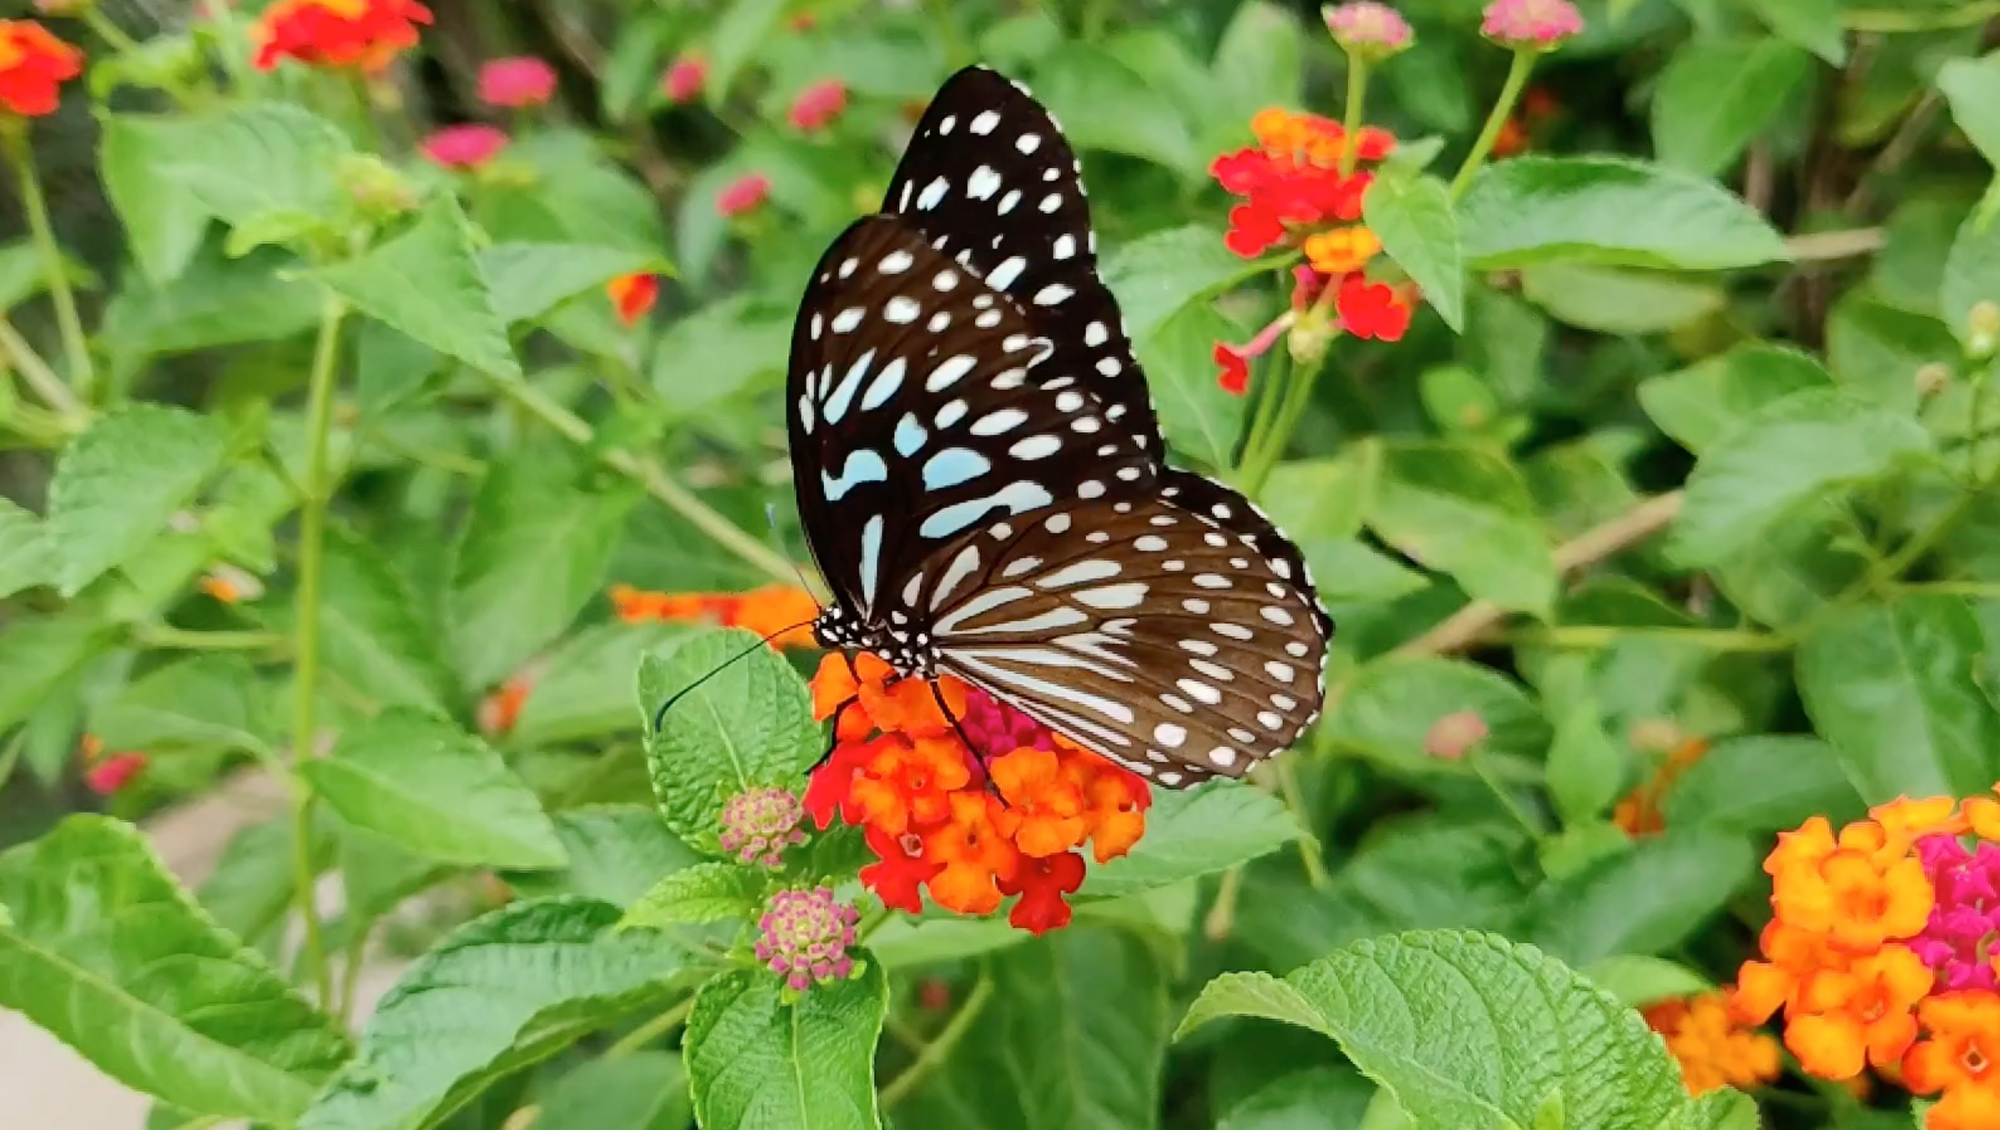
[787,65,1333,788]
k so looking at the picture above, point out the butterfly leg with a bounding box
[929,679,1004,798]
[810,696,859,775]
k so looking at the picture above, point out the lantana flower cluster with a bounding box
[252,0,432,72]
[1734,795,2000,1130]
[802,654,1149,934]
[610,583,820,649]
[1642,990,1781,1096]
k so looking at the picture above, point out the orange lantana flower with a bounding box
[1787,945,1933,1078]
[923,791,1019,915]
[1906,993,2000,1130]
[1643,990,1781,1096]
[607,272,659,326]
[610,583,818,649]
[253,0,433,72]
[1302,225,1382,275]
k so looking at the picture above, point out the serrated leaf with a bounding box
[1100,223,1268,345]
[1457,156,1788,271]
[1661,734,1864,833]
[99,104,349,250]
[0,816,350,1123]
[685,962,887,1130]
[1639,343,1833,453]
[478,242,671,325]
[1651,38,1812,175]
[505,806,704,908]
[316,196,519,379]
[0,496,53,598]
[315,531,456,714]
[1527,831,1756,966]
[1177,930,1755,1130]
[622,861,767,928]
[1139,301,1246,469]
[46,403,228,595]
[1366,440,1557,615]
[1363,174,1464,330]
[299,898,693,1130]
[91,653,271,757]
[1669,388,1934,565]
[300,708,567,870]
[1086,782,1301,900]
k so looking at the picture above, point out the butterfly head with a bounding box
[811,602,934,681]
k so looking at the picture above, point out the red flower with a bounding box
[788,78,847,131]
[1001,851,1086,934]
[607,271,659,326]
[859,826,940,914]
[1211,109,1392,260]
[661,54,706,104]
[1336,275,1413,341]
[420,123,508,169]
[84,752,146,795]
[0,21,81,117]
[478,55,556,108]
[252,0,432,72]
[717,172,771,218]
[1214,343,1251,395]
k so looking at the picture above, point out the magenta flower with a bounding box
[478,56,557,108]
[787,78,848,132]
[716,172,771,218]
[1910,836,2000,992]
[420,124,509,170]
[1323,3,1414,59]
[960,686,1056,762]
[662,54,707,104]
[719,786,808,869]
[754,888,859,993]
[1480,0,1583,50]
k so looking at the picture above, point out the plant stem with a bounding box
[1275,757,1331,888]
[1202,866,1244,941]
[289,293,347,1007]
[6,135,95,400]
[605,996,696,1059]
[1240,352,1328,496]
[1510,625,1791,652]
[1338,57,1370,178]
[0,316,86,425]
[1449,49,1536,202]
[82,8,143,55]
[880,972,994,1108]
[336,919,377,1026]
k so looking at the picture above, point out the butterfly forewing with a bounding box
[885,66,1161,450]
[787,215,1154,620]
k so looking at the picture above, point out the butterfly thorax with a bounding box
[811,603,936,680]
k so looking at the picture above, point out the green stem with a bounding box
[921,0,976,68]
[0,315,86,425]
[1276,757,1331,889]
[1241,353,1328,496]
[1236,347,1289,481]
[1202,865,1244,941]
[1511,625,1792,652]
[1449,49,1537,201]
[1338,57,1370,178]
[605,996,696,1059]
[880,972,995,1108]
[289,293,347,1008]
[7,135,95,400]
[336,919,376,1026]
[82,9,143,55]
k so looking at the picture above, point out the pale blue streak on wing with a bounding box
[823,448,888,501]
[858,514,885,609]
[895,414,928,456]
[918,481,1055,539]
[822,349,877,424]
[922,447,991,491]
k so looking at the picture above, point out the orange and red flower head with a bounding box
[0,20,81,117]
[607,272,660,326]
[252,0,432,72]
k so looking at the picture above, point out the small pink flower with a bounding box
[85,752,147,795]
[1424,711,1489,760]
[720,785,809,869]
[1323,2,1414,58]
[420,123,508,169]
[662,54,706,104]
[754,887,860,993]
[478,56,556,108]
[787,78,847,132]
[716,172,771,218]
[1480,0,1584,49]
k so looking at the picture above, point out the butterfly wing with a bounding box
[922,491,1331,787]
[885,65,1161,451]
[786,214,1154,622]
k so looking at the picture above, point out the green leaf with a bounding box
[92,654,271,757]
[1325,657,1551,772]
[1583,955,1714,1007]
[300,708,567,870]
[706,0,792,102]
[316,196,519,379]
[1140,301,1246,469]
[0,239,101,310]
[649,296,793,418]
[1545,704,1625,826]
[1177,930,1754,1130]
[1798,592,2000,801]
[1218,1067,1379,1130]
[1943,208,2000,350]
[198,813,335,945]
[508,623,687,747]
[1743,0,1848,63]
[1826,294,1958,411]
[1669,389,1934,565]
[0,816,350,1123]
[1035,45,1202,174]
[640,629,821,845]
[890,928,1169,1130]
[98,115,209,282]
[1457,156,1788,271]
[1938,52,2000,174]
[0,496,53,598]
[1262,447,1377,542]
[505,806,703,908]
[1100,224,1266,345]
[1527,831,1756,966]
[46,403,228,596]
[1519,264,1725,334]
[1341,820,1533,932]
[684,962,887,1130]
[622,861,767,928]
[1639,343,1833,453]
[101,245,322,363]
[531,1051,691,1130]
[1651,38,1812,175]
[0,611,115,734]
[1087,782,1302,900]
[100,105,349,241]
[1209,2,1304,135]
[316,531,457,714]
[868,915,1028,969]
[1364,174,1465,330]
[1366,440,1557,615]
[1662,735,1863,834]
[299,897,693,1130]
[478,242,669,325]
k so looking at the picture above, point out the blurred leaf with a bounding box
[508,623,687,748]
[0,612,116,736]
[622,861,767,928]
[485,131,667,249]
[1943,209,2000,350]
[355,320,443,415]
[100,105,348,248]
[315,531,456,715]
[1035,45,1202,175]
[1384,38,1474,133]
[1546,703,1626,827]
[299,898,692,1130]
[197,814,334,944]
[649,295,793,416]
[479,243,670,325]
[0,239,100,310]
[1582,955,1713,1008]
[1178,931,1755,1130]
[868,914,1025,969]
[1262,447,1377,542]
[1639,343,1833,453]
[532,1052,690,1130]
[1743,0,1848,63]
[1086,782,1302,900]
[1651,38,1811,175]
[1527,831,1757,965]
[1210,2,1305,136]
[0,497,52,599]
[300,708,567,870]
[1364,174,1464,331]
[46,403,227,596]
[706,0,792,103]
[1709,508,1870,627]
[1366,440,1557,615]
[98,115,209,281]
[506,806,703,908]
[101,245,322,363]
[1669,389,1934,566]
[1218,1066,1377,1130]
[1305,541,1432,603]
[339,821,452,926]
[1938,51,2000,173]
[1140,302,1246,469]
[317,196,519,379]
[1457,156,1788,270]
[447,454,639,689]
[1798,593,2000,801]
[92,654,270,757]
[1101,223,1264,345]
[685,961,885,1130]
[640,629,820,846]
[1342,820,1531,932]
[1662,735,1864,833]
[1519,264,1724,334]
[1326,657,1551,771]
[0,816,350,1123]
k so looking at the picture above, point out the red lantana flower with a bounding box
[1211,108,1393,259]
[607,272,659,326]
[661,55,706,104]
[0,21,81,117]
[253,0,433,72]
[419,123,507,169]
[1336,274,1413,341]
[788,78,848,131]
[717,173,772,218]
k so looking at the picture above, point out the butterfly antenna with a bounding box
[651,618,818,734]
[766,503,825,614]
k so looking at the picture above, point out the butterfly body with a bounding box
[789,66,1332,787]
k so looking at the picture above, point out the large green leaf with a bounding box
[706,0,792,102]
[1456,156,1788,270]
[1177,931,1754,1130]
[45,403,228,595]
[197,813,335,945]
[684,962,887,1130]
[91,653,271,757]
[1034,45,1201,175]
[97,114,209,281]
[1798,593,2000,801]
[99,104,349,244]
[300,709,566,869]
[1085,782,1302,900]
[1526,831,1757,966]
[1662,735,1864,833]
[0,496,53,599]
[1365,440,1557,615]
[1100,224,1267,346]
[100,245,322,363]
[315,531,457,714]
[1140,302,1246,469]
[891,928,1169,1130]
[478,242,669,325]
[508,623,687,748]
[447,453,639,688]
[650,296,793,418]
[1638,343,1833,454]
[0,611,117,734]
[1518,263,1724,334]
[1669,389,1933,566]
[1650,38,1811,175]
[316,196,519,379]
[0,816,350,1123]
[1340,819,1532,932]
[505,806,704,908]
[623,861,768,928]
[1363,173,1465,330]
[640,629,821,846]
[1325,657,1550,772]
[1943,208,2000,350]
[1938,52,2000,174]
[299,898,694,1130]
[1743,0,1847,63]
[532,1051,692,1130]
